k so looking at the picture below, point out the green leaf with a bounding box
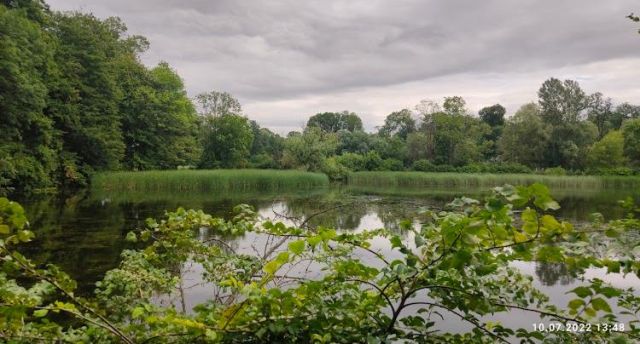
[0,224,9,234]
[307,235,322,248]
[132,306,145,318]
[288,240,305,255]
[263,260,280,275]
[33,309,48,317]
[591,298,612,313]
[568,299,584,310]
[570,286,592,298]
[125,231,138,243]
[390,236,403,249]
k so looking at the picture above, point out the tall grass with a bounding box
[92,169,329,193]
[347,172,640,190]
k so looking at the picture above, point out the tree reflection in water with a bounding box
[535,262,575,286]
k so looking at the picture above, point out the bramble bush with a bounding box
[1,184,640,343]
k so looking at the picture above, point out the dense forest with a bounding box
[2,0,640,195]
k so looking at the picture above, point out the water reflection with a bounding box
[535,262,575,286]
[15,185,639,296]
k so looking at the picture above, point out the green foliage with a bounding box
[587,130,627,169]
[622,118,640,166]
[2,185,640,342]
[200,114,254,168]
[499,103,551,168]
[378,109,416,139]
[282,127,337,171]
[306,111,363,133]
[544,166,567,176]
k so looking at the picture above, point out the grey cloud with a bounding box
[47,0,640,130]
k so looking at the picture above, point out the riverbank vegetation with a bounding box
[348,171,640,190]
[2,184,640,342]
[92,169,329,193]
[3,1,640,196]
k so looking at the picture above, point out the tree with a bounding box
[610,103,640,130]
[499,103,551,168]
[282,127,337,171]
[200,114,254,168]
[538,78,587,124]
[0,4,57,193]
[249,121,284,168]
[378,109,416,140]
[195,91,242,117]
[586,92,614,139]
[479,104,506,127]
[622,118,640,165]
[406,132,433,162]
[120,62,200,170]
[442,96,467,116]
[306,111,363,133]
[587,130,626,169]
[479,104,506,159]
[419,97,488,166]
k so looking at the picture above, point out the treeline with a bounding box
[3,1,640,194]
[1,1,202,193]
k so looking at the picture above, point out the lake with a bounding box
[16,184,640,334]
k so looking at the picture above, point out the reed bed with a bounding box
[92,169,329,193]
[347,172,640,190]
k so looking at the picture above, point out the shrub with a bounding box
[378,158,404,171]
[411,159,436,172]
[544,166,567,176]
[335,153,367,172]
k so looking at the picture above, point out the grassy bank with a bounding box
[347,172,640,190]
[92,169,329,193]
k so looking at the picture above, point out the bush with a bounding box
[321,157,350,181]
[335,153,367,172]
[411,159,436,172]
[378,158,404,171]
[544,166,567,176]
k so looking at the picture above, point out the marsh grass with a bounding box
[92,169,329,193]
[347,172,640,190]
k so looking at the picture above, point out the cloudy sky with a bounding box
[49,0,640,134]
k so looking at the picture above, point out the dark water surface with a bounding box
[16,185,640,333]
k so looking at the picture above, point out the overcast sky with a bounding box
[48,0,640,134]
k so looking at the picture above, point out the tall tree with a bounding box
[499,103,551,168]
[199,114,253,168]
[195,91,242,117]
[120,62,200,170]
[0,3,57,192]
[479,104,506,159]
[538,78,587,124]
[378,109,416,140]
[306,111,363,133]
[586,92,614,139]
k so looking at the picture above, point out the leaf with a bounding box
[125,231,137,243]
[263,260,280,275]
[288,240,305,255]
[307,235,322,248]
[33,309,48,317]
[591,298,612,313]
[0,224,9,234]
[132,306,145,318]
[570,286,592,298]
[568,299,584,310]
[390,236,403,249]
